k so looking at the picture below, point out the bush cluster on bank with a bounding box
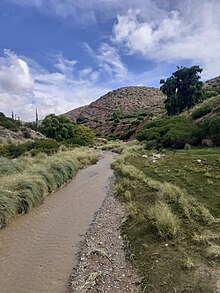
[39,114,95,146]
[137,113,220,149]
[0,139,61,158]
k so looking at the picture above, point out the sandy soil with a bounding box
[69,179,142,293]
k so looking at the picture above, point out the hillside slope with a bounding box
[0,112,45,144]
[65,86,166,137]
[0,126,45,144]
[204,75,220,93]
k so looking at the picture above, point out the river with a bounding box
[0,151,115,293]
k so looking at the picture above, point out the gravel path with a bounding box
[69,179,142,292]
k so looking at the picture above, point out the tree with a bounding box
[39,114,95,146]
[160,66,205,115]
[35,109,39,130]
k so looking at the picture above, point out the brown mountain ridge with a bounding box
[65,86,166,138]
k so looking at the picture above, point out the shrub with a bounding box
[137,116,199,149]
[0,112,21,132]
[148,201,180,239]
[145,140,158,150]
[117,129,135,140]
[202,114,220,136]
[39,114,95,145]
[191,104,212,119]
[76,116,88,124]
[0,139,61,158]
[69,125,95,146]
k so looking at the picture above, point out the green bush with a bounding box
[145,140,158,150]
[0,139,61,158]
[200,114,220,146]
[67,125,95,146]
[0,112,21,132]
[202,114,220,136]
[114,118,120,123]
[76,116,88,124]
[39,114,95,146]
[204,89,218,99]
[192,104,212,119]
[137,116,199,149]
[117,129,136,140]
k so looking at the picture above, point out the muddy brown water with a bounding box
[0,151,115,293]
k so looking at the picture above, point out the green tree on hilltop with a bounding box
[160,66,205,115]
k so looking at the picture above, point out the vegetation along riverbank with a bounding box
[109,143,220,292]
[0,147,98,229]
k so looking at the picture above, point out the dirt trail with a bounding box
[0,151,116,293]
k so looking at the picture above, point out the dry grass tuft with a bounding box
[148,201,180,239]
[207,244,220,259]
[193,231,220,244]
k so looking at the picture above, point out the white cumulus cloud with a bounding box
[113,1,220,78]
[0,49,34,94]
[0,50,111,121]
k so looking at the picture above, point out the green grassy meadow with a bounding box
[112,145,220,292]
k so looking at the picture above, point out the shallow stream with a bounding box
[0,152,115,293]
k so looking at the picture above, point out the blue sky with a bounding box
[0,0,219,121]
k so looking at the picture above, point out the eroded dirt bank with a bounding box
[0,152,115,293]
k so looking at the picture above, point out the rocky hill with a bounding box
[0,126,45,144]
[0,112,45,144]
[204,75,220,93]
[65,86,166,138]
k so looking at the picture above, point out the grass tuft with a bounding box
[148,201,180,239]
[0,190,18,228]
[0,157,24,176]
[207,244,220,259]
[193,231,220,244]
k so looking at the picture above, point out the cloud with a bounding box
[0,50,111,121]
[10,0,220,78]
[53,54,78,75]
[8,0,98,26]
[84,43,128,82]
[113,9,181,55]
[8,0,167,26]
[112,1,220,78]
[0,49,34,94]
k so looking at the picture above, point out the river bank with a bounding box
[69,178,142,292]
